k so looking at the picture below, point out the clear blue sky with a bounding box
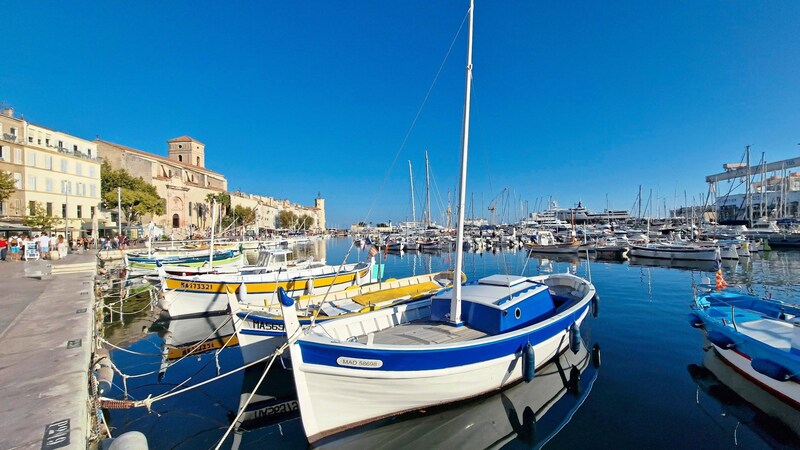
[3,1,800,227]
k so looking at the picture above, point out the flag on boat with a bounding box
[368,245,378,258]
[715,268,728,290]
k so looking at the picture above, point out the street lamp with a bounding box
[117,186,122,237]
[62,180,69,241]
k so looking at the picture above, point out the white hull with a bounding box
[160,280,363,319]
[291,321,582,443]
[526,244,580,254]
[628,245,718,261]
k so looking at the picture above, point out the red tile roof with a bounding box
[168,135,203,145]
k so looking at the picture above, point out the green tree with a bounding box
[277,210,298,229]
[0,171,15,204]
[297,214,315,230]
[205,192,232,221]
[101,161,165,224]
[23,202,59,231]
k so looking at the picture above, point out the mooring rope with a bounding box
[99,343,287,411]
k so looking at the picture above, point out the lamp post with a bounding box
[117,186,122,237]
[63,180,69,241]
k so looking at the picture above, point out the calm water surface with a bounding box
[104,238,800,449]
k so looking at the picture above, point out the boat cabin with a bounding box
[430,275,564,335]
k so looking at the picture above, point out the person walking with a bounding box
[0,235,7,261]
[58,235,68,258]
[38,232,50,256]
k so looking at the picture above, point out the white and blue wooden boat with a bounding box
[125,249,242,272]
[277,3,598,442]
[279,273,596,442]
[227,271,463,364]
[689,291,800,409]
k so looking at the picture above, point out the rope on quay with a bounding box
[100,284,157,307]
[99,301,154,317]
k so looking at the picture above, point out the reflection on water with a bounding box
[102,239,800,449]
[689,347,800,449]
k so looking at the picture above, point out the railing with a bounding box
[1,133,19,143]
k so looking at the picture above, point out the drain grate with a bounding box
[76,308,87,314]
[66,339,81,349]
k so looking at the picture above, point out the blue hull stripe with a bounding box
[298,304,590,371]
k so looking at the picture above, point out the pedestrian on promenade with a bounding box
[9,235,20,261]
[58,235,68,258]
[38,232,50,255]
[0,235,7,261]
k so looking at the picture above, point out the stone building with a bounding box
[229,191,326,233]
[0,107,102,236]
[97,136,326,236]
[96,137,227,237]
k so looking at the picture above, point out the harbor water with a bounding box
[103,238,800,449]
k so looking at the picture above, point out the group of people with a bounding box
[0,233,94,261]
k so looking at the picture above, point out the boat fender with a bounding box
[706,330,736,350]
[522,343,536,383]
[688,312,704,328]
[238,282,248,304]
[305,278,315,296]
[751,358,795,382]
[591,295,600,318]
[106,431,149,450]
[569,324,581,354]
[93,348,114,395]
[587,345,599,370]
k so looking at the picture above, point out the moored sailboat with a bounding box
[277,2,598,443]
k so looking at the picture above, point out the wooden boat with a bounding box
[276,4,598,442]
[125,249,243,272]
[227,271,463,364]
[314,337,599,449]
[524,230,580,254]
[690,291,800,410]
[158,259,374,319]
[628,243,719,261]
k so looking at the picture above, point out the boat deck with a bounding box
[735,318,794,351]
[352,286,576,346]
[356,321,489,345]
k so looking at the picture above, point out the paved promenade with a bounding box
[0,251,97,450]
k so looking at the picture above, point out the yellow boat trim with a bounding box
[166,335,239,360]
[166,267,368,294]
[350,281,443,306]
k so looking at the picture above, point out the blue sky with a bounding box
[3,1,800,227]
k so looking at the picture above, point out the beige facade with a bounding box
[230,191,326,232]
[0,108,102,235]
[98,135,326,236]
[97,137,228,237]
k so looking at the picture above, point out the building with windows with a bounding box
[0,108,102,236]
[97,136,326,237]
[97,137,228,237]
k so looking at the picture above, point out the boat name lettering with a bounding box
[250,320,285,331]
[336,356,383,368]
[179,281,214,291]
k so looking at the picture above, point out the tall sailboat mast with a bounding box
[450,0,474,325]
[409,160,417,224]
[425,150,431,227]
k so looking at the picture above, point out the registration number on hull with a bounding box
[336,356,383,368]
[178,281,215,291]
